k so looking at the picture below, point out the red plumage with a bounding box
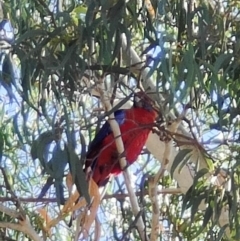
[85,92,157,186]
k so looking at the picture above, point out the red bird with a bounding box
[85,92,158,186]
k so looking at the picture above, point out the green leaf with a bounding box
[205,157,214,171]
[85,0,96,27]
[13,113,24,146]
[190,194,206,222]
[15,29,47,44]
[203,205,213,227]
[177,153,193,175]
[214,53,232,72]
[67,143,90,204]
[73,5,87,15]
[185,44,195,87]
[170,149,192,177]
[191,205,213,239]
[111,29,121,63]
[31,131,55,170]
[54,180,65,205]
[47,143,68,179]
[193,168,209,186]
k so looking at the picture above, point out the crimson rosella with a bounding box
[85,92,158,186]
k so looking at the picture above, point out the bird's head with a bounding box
[133,91,157,112]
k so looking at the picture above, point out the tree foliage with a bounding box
[0,0,239,240]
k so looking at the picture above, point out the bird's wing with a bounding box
[87,109,126,152]
[85,109,126,167]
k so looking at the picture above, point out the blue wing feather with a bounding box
[88,109,126,152]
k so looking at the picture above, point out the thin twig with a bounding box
[0,167,25,220]
[0,188,182,203]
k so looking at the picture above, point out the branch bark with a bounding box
[0,167,43,241]
[0,203,42,241]
[0,204,22,219]
[0,221,42,241]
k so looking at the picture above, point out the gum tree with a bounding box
[0,0,239,240]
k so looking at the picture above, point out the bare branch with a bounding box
[0,203,42,241]
[0,221,42,241]
[0,204,22,219]
[0,167,25,219]
[0,188,182,203]
[0,168,42,241]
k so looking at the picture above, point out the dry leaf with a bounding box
[37,208,52,236]
[44,176,101,237]
[37,208,51,225]
[62,190,80,214]
[45,189,80,231]
[81,177,101,238]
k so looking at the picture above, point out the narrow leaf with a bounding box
[170,149,192,177]
[67,143,90,204]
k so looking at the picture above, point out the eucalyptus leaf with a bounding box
[67,143,90,204]
[170,149,192,177]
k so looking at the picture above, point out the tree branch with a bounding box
[0,221,42,241]
[0,167,42,241]
[0,204,22,219]
[0,188,182,203]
